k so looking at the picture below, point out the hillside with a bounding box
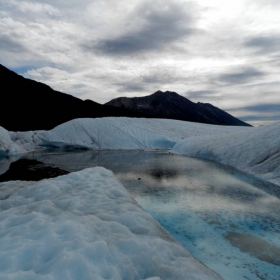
[106,91,250,126]
[0,64,140,131]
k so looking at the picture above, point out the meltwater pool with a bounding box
[1,150,280,279]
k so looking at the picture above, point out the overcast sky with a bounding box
[1,0,280,125]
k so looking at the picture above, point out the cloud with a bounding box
[117,82,146,93]
[84,0,197,56]
[240,115,280,122]
[13,1,59,16]
[244,81,280,88]
[244,34,280,54]
[0,34,26,52]
[185,90,214,99]
[227,103,280,124]
[142,71,178,84]
[0,0,60,21]
[240,103,280,113]
[1,0,280,124]
[217,67,266,84]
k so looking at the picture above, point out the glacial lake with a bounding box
[1,150,280,280]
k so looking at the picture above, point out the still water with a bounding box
[1,150,280,279]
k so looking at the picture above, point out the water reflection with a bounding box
[226,232,280,266]
[0,159,68,182]
[1,150,280,279]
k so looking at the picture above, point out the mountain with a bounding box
[106,91,251,126]
[0,64,141,131]
[1,64,249,131]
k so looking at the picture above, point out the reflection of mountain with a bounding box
[106,91,251,126]
[0,159,68,182]
[0,64,141,131]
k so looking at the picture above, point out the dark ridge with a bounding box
[106,91,251,126]
[0,64,142,131]
[1,63,250,130]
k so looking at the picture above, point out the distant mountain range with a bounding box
[106,91,250,127]
[0,64,140,131]
[0,64,250,131]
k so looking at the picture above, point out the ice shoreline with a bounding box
[1,117,279,185]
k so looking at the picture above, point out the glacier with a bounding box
[1,117,279,185]
[1,117,280,279]
[0,167,221,280]
[172,121,280,185]
[0,126,25,157]
[9,117,246,151]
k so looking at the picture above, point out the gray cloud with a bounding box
[142,72,176,84]
[117,82,146,93]
[218,67,266,84]
[1,0,280,123]
[85,1,196,56]
[184,90,225,103]
[240,115,280,122]
[239,103,280,113]
[0,34,26,53]
[244,81,280,88]
[186,90,214,99]
[228,103,280,123]
[72,83,87,89]
[245,34,280,54]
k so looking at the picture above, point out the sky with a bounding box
[1,0,280,125]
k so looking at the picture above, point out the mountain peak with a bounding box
[153,90,179,96]
[106,91,251,127]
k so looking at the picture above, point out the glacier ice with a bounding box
[172,121,280,185]
[0,126,24,157]
[9,117,245,152]
[0,167,221,280]
[1,117,280,185]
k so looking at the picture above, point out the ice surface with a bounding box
[0,126,24,157]
[0,167,221,280]
[172,121,280,185]
[9,117,244,152]
[2,117,280,185]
